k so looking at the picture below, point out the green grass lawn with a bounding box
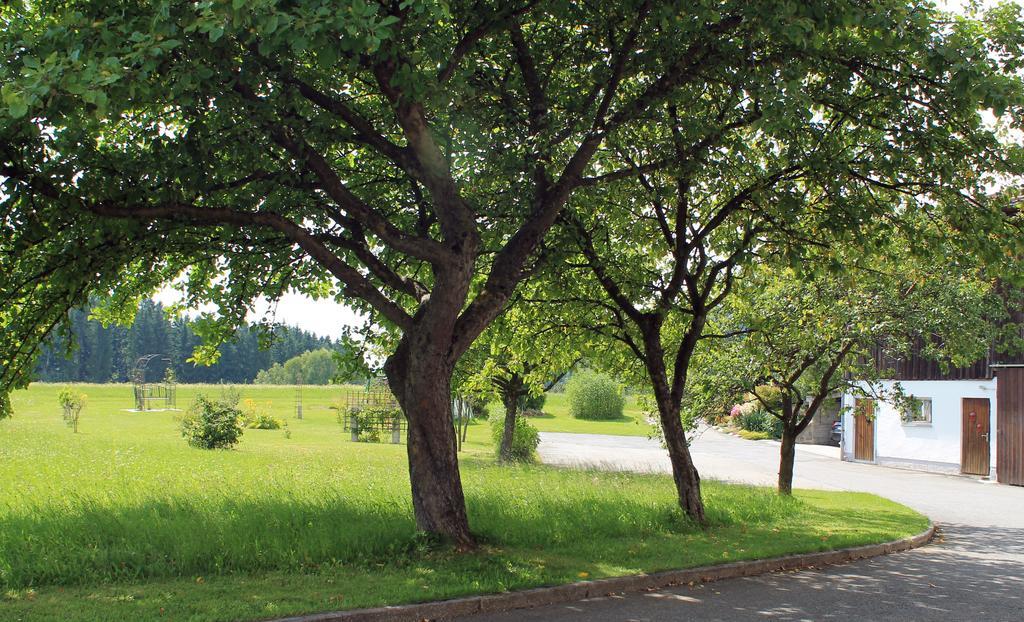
[0,383,928,622]
[496,391,655,437]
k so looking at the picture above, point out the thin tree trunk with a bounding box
[499,395,517,463]
[385,343,474,548]
[642,327,706,525]
[778,426,797,496]
[659,403,706,523]
[498,373,525,463]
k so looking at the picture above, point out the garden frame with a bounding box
[130,354,176,411]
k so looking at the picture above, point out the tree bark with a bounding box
[778,426,797,496]
[384,341,474,548]
[659,401,706,523]
[642,326,706,525]
[499,394,518,463]
[634,321,708,524]
[498,373,526,463]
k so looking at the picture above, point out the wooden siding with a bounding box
[868,297,1024,381]
[996,367,1024,486]
[870,339,1024,382]
[870,345,996,380]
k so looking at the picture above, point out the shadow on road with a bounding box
[462,524,1024,622]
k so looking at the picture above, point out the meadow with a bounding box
[509,391,654,436]
[0,383,928,622]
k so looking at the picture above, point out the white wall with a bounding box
[841,379,997,470]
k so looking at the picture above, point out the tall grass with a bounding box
[1,383,927,620]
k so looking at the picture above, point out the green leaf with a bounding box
[7,96,28,118]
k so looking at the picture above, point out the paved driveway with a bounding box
[460,428,1024,621]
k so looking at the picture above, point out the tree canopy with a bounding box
[687,236,1007,493]
[538,1,1024,521]
[2,0,1023,541]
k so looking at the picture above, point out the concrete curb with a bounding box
[272,523,936,622]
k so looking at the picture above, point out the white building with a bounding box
[840,360,1024,484]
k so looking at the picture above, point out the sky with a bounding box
[153,287,364,340]
[156,0,1017,339]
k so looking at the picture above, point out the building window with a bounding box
[900,396,932,426]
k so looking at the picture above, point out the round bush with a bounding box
[489,414,540,463]
[181,394,244,449]
[566,370,625,420]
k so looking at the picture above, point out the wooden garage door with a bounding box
[997,367,1024,486]
[854,399,875,462]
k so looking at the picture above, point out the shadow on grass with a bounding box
[0,474,823,590]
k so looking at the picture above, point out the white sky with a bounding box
[156,0,1015,339]
[153,287,365,340]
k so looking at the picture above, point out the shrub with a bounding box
[733,406,783,439]
[57,388,86,433]
[566,370,625,420]
[467,395,490,420]
[344,405,402,443]
[517,392,546,412]
[241,399,283,429]
[520,408,545,418]
[181,394,244,449]
[489,414,540,462]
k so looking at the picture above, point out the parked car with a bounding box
[829,420,842,446]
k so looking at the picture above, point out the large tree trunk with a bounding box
[385,342,474,548]
[778,426,797,496]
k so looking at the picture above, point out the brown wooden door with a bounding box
[961,398,991,476]
[997,367,1024,486]
[854,399,875,462]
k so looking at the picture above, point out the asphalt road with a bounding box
[459,428,1024,622]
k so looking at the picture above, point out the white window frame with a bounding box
[900,396,932,426]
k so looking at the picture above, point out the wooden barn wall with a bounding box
[997,367,1024,486]
[869,333,1024,382]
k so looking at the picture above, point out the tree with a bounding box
[0,0,777,542]
[255,348,339,385]
[544,3,1024,522]
[693,243,1005,495]
[456,297,579,463]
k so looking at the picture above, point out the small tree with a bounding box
[57,387,86,433]
[456,301,578,464]
[694,242,1004,495]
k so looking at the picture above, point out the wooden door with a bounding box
[854,399,875,462]
[961,398,991,476]
[997,367,1024,486]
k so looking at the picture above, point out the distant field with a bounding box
[0,383,927,622]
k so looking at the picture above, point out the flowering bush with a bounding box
[241,399,283,429]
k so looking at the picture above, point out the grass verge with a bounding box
[1,384,928,622]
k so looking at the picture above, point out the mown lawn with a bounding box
[494,391,654,437]
[1,383,928,622]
